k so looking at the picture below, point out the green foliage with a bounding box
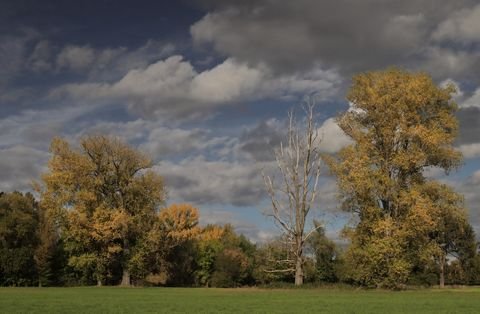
[0,192,39,286]
[307,222,340,283]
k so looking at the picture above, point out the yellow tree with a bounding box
[327,68,469,288]
[40,136,165,286]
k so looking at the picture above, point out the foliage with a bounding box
[326,68,471,288]
[0,192,39,286]
[39,136,166,285]
[306,222,340,283]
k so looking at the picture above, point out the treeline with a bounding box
[1,68,480,289]
[1,190,479,288]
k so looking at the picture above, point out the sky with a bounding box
[1,0,479,242]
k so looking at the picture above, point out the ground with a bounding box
[1,287,479,313]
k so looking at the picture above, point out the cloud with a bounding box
[141,127,229,160]
[52,40,175,77]
[432,4,480,44]
[238,119,283,161]
[0,145,49,192]
[56,45,96,72]
[28,40,53,72]
[452,170,480,237]
[52,55,341,120]
[461,88,480,109]
[154,156,266,207]
[191,0,476,77]
[317,118,352,153]
[0,106,90,150]
[456,107,480,149]
[0,29,39,86]
[420,47,480,80]
[458,144,480,159]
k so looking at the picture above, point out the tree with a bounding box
[421,183,476,288]
[34,202,58,287]
[327,68,467,288]
[133,203,200,285]
[0,192,39,286]
[263,102,323,285]
[307,221,339,283]
[40,136,165,286]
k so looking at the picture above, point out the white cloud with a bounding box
[52,55,341,120]
[461,87,480,108]
[440,78,464,102]
[432,4,480,44]
[317,118,352,153]
[458,143,480,159]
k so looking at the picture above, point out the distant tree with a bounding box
[307,221,339,283]
[262,102,323,286]
[327,68,465,288]
[421,183,476,288]
[193,224,256,287]
[132,203,200,285]
[40,136,165,286]
[0,192,39,286]
[194,225,225,287]
[34,202,58,287]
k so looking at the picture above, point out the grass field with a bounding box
[1,286,479,313]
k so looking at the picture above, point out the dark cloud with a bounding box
[154,158,267,207]
[457,107,480,145]
[191,0,479,80]
[239,119,283,161]
[0,145,48,192]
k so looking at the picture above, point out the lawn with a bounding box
[0,286,479,313]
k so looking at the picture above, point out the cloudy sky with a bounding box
[1,0,479,242]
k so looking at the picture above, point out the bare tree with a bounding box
[262,102,323,285]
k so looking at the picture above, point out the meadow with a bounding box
[1,287,479,313]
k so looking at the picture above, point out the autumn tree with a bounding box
[327,68,471,288]
[263,102,323,286]
[40,136,165,286]
[131,203,200,284]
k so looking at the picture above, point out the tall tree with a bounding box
[263,103,323,285]
[327,68,468,288]
[40,136,165,286]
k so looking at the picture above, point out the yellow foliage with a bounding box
[159,203,200,243]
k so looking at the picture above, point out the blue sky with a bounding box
[1,0,479,242]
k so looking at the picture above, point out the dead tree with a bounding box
[263,102,323,286]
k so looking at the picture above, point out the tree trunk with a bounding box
[121,237,131,286]
[295,256,304,286]
[121,269,131,286]
[97,279,102,287]
[439,255,445,289]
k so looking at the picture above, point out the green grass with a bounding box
[1,286,479,313]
